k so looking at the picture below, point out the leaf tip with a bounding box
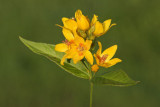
[19,36,22,39]
[19,36,24,42]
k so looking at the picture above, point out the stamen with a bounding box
[77,43,85,51]
[76,43,87,56]
[79,52,83,56]
[62,39,72,46]
[98,54,108,64]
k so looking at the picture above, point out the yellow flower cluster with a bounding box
[55,9,121,72]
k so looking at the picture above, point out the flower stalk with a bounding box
[90,82,93,107]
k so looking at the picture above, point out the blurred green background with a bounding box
[0,0,160,107]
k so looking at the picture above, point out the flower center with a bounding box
[98,54,108,64]
[77,43,86,51]
[77,43,86,56]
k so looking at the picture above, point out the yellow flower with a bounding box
[60,36,93,65]
[55,10,119,67]
[55,16,80,52]
[92,41,122,72]
[91,14,116,37]
[75,9,90,31]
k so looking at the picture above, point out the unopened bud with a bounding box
[77,29,87,38]
[91,64,99,72]
[87,25,95,40]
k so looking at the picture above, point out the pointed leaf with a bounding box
[92,69,139,86]
[19,37,90,79]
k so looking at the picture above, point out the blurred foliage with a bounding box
[0,0,160,107]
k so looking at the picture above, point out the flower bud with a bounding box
[75,10,90,31]
[93,21,104,36]
[91,64,99,72]
[77,29,87,38]
[62,17,77,31]
[87,25,95,40]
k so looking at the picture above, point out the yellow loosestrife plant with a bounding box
[20,9,139,107]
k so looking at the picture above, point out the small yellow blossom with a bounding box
[60,36,93,65]
[75,9,90,31]
[91,14,116,37]
[92,41,122,72]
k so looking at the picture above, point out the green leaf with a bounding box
[19,37,90,79]
[92,70,139,86]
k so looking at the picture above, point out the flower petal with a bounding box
[60,54,68,65]
[103,19,111,32]
[62,17,77,31]
[60,48,77,65]
[96,41,102,56]
[93,21,104,36]
[103,20,116,34]
[72,30,79,38]
[75,9,82,17]
[110,23,117,28]
[62,17,69,23]
[102,58,122,68]
[91,14,98,26]
[62,28,74,41]
[75,10,89,30]
[74,35,85,45]
[55,43,68,52]
[94,54,99,65]
[56,24,63,28]
[72,53,84,64]
[85,50,93,65]
[85,40,92,50]
[102,45,117,62]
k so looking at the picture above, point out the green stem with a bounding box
[90,82,93,107]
